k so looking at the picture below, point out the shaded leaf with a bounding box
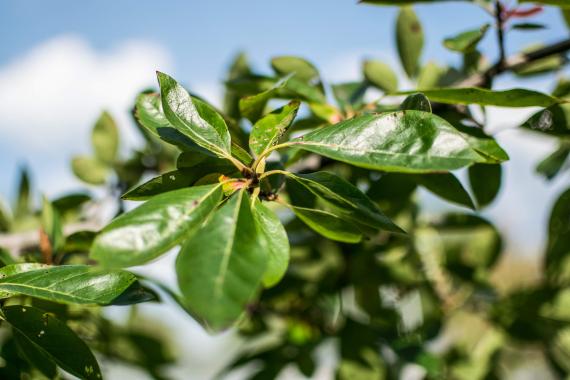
[536,145,570,180]
[400,93,432,112]
[469,163,502,207]
[414,172,475,209]
[13,331,58,379]
[545,187,570,285]
[521,104,570,136]
[15,166,31,218]
[239,74,293,123]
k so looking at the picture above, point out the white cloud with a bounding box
[0,35,172,197]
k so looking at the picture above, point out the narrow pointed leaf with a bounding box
[469,163,502,207]
[396,6,424,78]
[253,200,290,287]
[157,71,231,156]
[286,172,403,232]
[0,265,135,305]
[396,88,561,108]
[536,146,570,180]
[91,184,223,267]
[250,101,300,157]
[91,111,119,164]
[15,167,31,217]
[3,305,101,380]
[363,60,398,93]
[545,187,570,285]
[443,24,489,53]
[176,190,267,330]
[292,111,485,172]
[239,73,293,123]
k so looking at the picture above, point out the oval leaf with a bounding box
[396,6,424,78]
[91,111,119,164]
[443,24,489,53]
[468,163,502,207]
[363,60,398,93]
[250,100,300,157]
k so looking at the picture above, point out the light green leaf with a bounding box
[469,163,502,207]
[157,71,231,157]
[0,263,49,297]
[417,61,446,90]
[250,101,300,157]
[135,92,171,136]
[396,6,424,78]
[363,60,398,93]
[176,190,267,331]
[253,200,290,287]
[291,111,486,172]
[41,197,64,253]
[0,265,135,304]
[285,172,403,233]
[92,184,223,268]
[400,93,432,112]
[271,56,320,83]
[71,156,108,185]
[15,166,31,218]
[91,111,119,164]
[443,24,489,53]
[3,305,102,380]
[396,88,561,107]
[239,73,293,123]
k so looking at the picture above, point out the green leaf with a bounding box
[361,0,469,4]
[545,187,570,285]
[363,60,398,93]
[176,190,267,331]
[511,22,546,30]
[253,200,290,287]
[13,331,58,379]
[286,204,363,243]
[41,197,64,253]
[249,101,300,157]
[239,73,293,123]
[285,172,403,233]
[71,156,108,185]
[271,56,320,84]
[135,92,171,136]
[396,6,424,78]
[0,265,135,305]
[0,197,13,232]
[443,24,489,53]
[0,264,49,297]
[224,52,252,119]
[332,82,368,113]
[536,145,570,180]
[15,166,31,218]
[3,305,101,380]
[521,104,570,136]
[292,111,485,172]
[400,93,432,112]
[564,9,570,29]
[414,173,475,209]
[91,184,223,267]
[453,123,509,163]
[157,71,231,157]
[397,88,562,108]
[109,281,160,305]
[469,163,502,207]
[91,111,119,164]
[417,61,446,89]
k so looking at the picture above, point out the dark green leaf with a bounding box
[396,6,424,78]
[15,166,31,218]
[13,331,58,379]
[511,22,546,30]
[91,111,119,164]
[332,82,368,113]
[109,281,160,305]
[397,88,561,107]
[443,24,489,53]
[469,163,502,207]
[253,200,289,287]
[176,190,267,331]
[291,111,487,172]
[536,145,570,180]
[363,60,398,93]
[239,74,293,123]
[52,193,91,215]
[3,305,101,380]
[0,198,12,232]
[91,184,223,267]
[400,93,432,112]
[545,187,570,285]
[249,101,300,157]
[521,104,570,136]
[157,71,231,157]
[71,156,108,185]
[414,172,475,209]
[41,197,64,253]
[0,265,135,305]
[224,52,252,119]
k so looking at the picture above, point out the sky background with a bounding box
[0,1,569,378]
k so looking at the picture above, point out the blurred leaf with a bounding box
[91,111,119,164]
[250,101,300,157]
[176,190,267,331]
[519,0,570,7]
[41,197,64,254]
[91,184,223,268]
[271,56,320,84]
[521,104,570,136]
[443,24,489,53]
[396,6,424,78]
[110,281,160,305]
[363,60,398,93]
[536,145,570,180]
[52,193,91,215]
[71,156,108,185]
[468,163,502,207]
[3,305,101,380]
[0,198,12,232]
[13,331,58,379]
[414,172,475,209]
[511,22,546,30]
[400,92,432,112]
[417,61,446,89]
[15,166,31,218]
[239,73,293,123]
[332,82,368,114]
[224,52,251,119]
[135,92,171,136]
[0,265,136,305]
[545,187,570,285]
[397,87,561,107]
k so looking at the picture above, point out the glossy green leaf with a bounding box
[0,264,49,298]
[291,111,485,172]
[443,24,489,53]
[253,200,290,287]
[286,204,363,243]
[453,123,509,163]
[363,60,398,93]
[469,163,502,207]
[157,71,231,157]
[91,184,223,267]
[414,172,475,209]
[239,73,293,123]
[271,56,320,84]
[176,190,267,331]
[400,93,432,112]
[71,156,108,185]
[285,172,403,232]
[536,145,570,180]
[3,305,101,380]
[91,111,119,164]
[521,104,570,136]
[396,6,424,78]
[397,88,561,108]
[135,92,171,136]
[0,265,135,304]
[249,101,300,157]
